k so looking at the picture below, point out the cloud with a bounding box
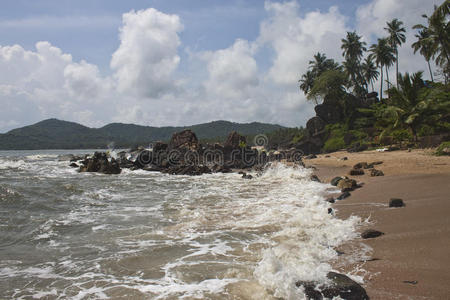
[110,8,183,98]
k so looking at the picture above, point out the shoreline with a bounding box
[305,149,450,299]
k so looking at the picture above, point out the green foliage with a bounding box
[417,124,435,136]
[239,141,247,148]
[436,141,450,155]
[307,70,348,103]
[264,127,306,149]
[323,137,346,153]
[391,129,413,142]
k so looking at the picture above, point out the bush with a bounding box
[392,129,413,143]
[418,124,435,137]
[323,137,346,153]
[436,141,450,156]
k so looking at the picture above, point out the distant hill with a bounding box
[0,119,285,150]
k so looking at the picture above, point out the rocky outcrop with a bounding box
[168,129,199,151]
[224,131,246,149]
[296,271,369,300]
[79,152,121,174]
[163,165,211,176]
[306,116,327,137]
[315,103,343,124]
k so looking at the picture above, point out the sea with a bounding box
[0,150,365,299]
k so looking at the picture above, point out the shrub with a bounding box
[436,141,450,156]
[323,137,346,153]
[417,124,435,137]
[392,129,413,143]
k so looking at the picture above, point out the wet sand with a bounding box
[305,149,450,300]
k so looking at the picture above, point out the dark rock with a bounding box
[168,129,199,151]
[340,157,348,161]
[337,191,351,200]
[366,91,378,98]
[403,280,418,285]
[349,168,365,176]
[164,165,211,176]
[306,116,327,137]
[326,197,335,203]
[310,175,321,182]
[212,164,232,173]
[242,174,253,179]
[371,161,383,166]
[79,152,121,174]
[152,141,168,153]
[361,229,384,239]
[389,198,405,207]
[348,143,368,153]
[330,176,344,186]
[70,155,85,162]
[69,162,79,168]
[315,103,343,124]
[370,169,384,176]
[353,162,368,169]
[296,271,369,300]
[328,208,333,214]
[305,154,317,160]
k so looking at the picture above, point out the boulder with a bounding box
[310,175,321,182]
[224,131,246,149]
[349,168,365,176]
[69,162,79,168]
[79,152,121,174]
[353,162,369,169]
[389,198,405,207]
[337,178,357,192]
[314,103,343,124]
[296,271,369,300]
[168,129,199,151]
[330,176,344,186]
[361,229,384,239]
[152,141,168,153]
[370,169,384,177]
[306,116,327,137]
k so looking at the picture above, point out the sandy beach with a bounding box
[305,149,450,300]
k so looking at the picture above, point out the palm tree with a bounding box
[299,70,315,94]
[369,38,395,100]
[411,29,435,82]
[341,31,367,95]
[308,52,340,77]
[385,19,406,88]
[361,56,379,92]
[414,2,450,82]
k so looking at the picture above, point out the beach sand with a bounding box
[305,149,450,300]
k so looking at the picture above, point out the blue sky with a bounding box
[0,0,440,132]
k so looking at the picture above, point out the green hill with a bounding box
[0,118,285,150]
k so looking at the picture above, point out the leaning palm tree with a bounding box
[362,56,379,92]
[411,29,435,82]
[308,52,341,77]
[385,18,406,88]
[299,70,315,94]
[369,38,396,100]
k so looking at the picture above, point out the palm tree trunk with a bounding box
[379,66,383,100]
[427,60,434,82]
[385,66,390,98]
[371,80,374,92]
[396,49,399,89]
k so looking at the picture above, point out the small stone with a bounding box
[361,229,384,239]
[337,191,351,200]
[389,198,405,207]
[370,169,384,176]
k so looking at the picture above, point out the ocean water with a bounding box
[0,150,363,299]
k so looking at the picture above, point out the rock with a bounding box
[371,161,383,166]
[306,116,327,137]
[305,154,317,159]
[340,157,348,161]
[389,198,405,207]
[337,191,351,200]
[168,129,199,151]
[212,164,232,173]
[310,175,321,182]
[314,103,343,124]
[296,271,369,300]
[242,174,253,179]
[328,208,333,214]
[330,176,344,186]
[152,141,168,153]
[361,229,384,239]
[366,91,378,98]
[353,162,368,169]
[326,197,335,203]
[348,143,368,153]
[224,131,246,149]
[370,169,384,176]
[79,152,121,174]
[69,162,79,168]
[70,155,85,162]
[164,165,211,176]
[337,178,357,192]
[349,168,365,176]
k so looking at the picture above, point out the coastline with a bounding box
[305,149,450,299]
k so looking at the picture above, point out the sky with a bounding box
[0,0,442,132]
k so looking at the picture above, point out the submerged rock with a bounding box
[296,271,369,300]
